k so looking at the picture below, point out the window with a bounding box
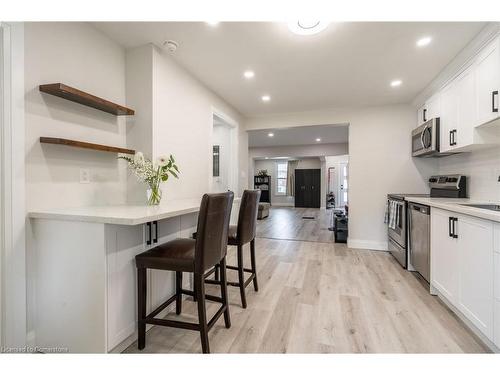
[276,161,288,195]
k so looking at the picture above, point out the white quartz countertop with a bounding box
[28,198,223,225]
[404,197,500,223]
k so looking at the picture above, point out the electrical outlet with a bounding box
[80,169,90,184]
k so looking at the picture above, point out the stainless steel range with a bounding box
[386,174,467,270]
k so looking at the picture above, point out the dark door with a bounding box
[294,169,321,208]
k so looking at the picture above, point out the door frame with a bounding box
[0,22,26,348]
[210,107,239,194]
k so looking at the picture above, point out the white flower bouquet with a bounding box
[119,152,179,205]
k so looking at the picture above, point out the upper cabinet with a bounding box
[415,35,500,155]
[475,37,500,125]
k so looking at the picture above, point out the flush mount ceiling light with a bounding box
[261,95,271,102]
[390,80,402,87]
[416,36,432,47]
[243,70,255,79]
[316,138,321,142]
[288,20,330,36]
[268,132,274,137]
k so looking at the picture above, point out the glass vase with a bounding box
[147,185,162,206]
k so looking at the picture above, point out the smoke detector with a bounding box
[163,40,179,53]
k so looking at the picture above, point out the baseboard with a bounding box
[271,203,294,207]
[347,239,388,251]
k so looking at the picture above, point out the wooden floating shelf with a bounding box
[40,137,135,155]
[39,83,135,116]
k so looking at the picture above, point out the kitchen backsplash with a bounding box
[438,146,500,201]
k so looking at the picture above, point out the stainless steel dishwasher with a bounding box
[408,202,431,282]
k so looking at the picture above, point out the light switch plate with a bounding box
[80,169,90,184]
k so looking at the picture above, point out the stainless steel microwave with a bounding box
[412,118,440,157]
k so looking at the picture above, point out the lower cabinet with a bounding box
[431,208,494,341]
[105,214,198,352]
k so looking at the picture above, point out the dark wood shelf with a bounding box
[39,83,135,116]
[40,137,135,155]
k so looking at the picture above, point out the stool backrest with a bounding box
[237,189,261,244]
[195,191,234,273]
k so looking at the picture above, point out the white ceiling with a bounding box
[248,124,348,147]
[93,22,486,116]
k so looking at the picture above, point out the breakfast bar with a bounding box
[28,198,240,353]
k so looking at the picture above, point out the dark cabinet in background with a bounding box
[294,169,321,208]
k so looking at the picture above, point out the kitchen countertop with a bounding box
[405,197,500,223]
[28,197,239,226]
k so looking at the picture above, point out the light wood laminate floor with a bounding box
[124,238,488,353]
[256,207,336,243]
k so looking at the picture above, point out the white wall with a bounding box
[25,22,129,210]
[438,147,500,201]
[125,44,247,203]
[245,105,437,250]
[254,158,321,206]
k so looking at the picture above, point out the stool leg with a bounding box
[195,273,210,353]
[214,264,220,281]
[237,245,247,308]
[137,267,147,350]
[250,239,259,292]
[175,271,182,315]
[219,258,231,328]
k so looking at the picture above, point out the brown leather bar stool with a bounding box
[206,189,261,308]
[135,192,234,354]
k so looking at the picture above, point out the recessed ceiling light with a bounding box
[206,21,219,27]
[262,95,271,102]
[416,36,432,47]
[390,80,402,87]
[288,20,329,36]
[243,70,255,79]
[268,132,274,137]
[316,138,321,142]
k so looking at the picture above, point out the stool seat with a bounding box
[136,238,195,272]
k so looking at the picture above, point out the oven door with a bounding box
[387,198,406,249]
[412,118,439,157]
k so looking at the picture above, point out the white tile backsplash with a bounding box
[438,146,500,201]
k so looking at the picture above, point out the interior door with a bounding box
[311,169,321,208]
[294,169,305,207]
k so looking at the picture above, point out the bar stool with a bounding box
[135,192,234,354]
[206,189,261,308]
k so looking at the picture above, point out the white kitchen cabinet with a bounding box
[431,208,495,341]
[439,81,459,153]
[431,208,458,302]
[475,37,500,126]
[417,104,426,125]
[456,214,494,339]
[455,66,477,149]
[425,94,441,120]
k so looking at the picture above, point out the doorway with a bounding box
[210,111,238,193]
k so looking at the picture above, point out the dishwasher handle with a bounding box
[410,203,430,215]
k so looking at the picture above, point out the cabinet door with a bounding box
[456,65,476,148]
[456,214,494,339]
[475,37,500,125]
[417,104,426,125]
[106,224,145,352]
[426,94,441,120]
[431,209,458,302]
[439,82,458,152]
